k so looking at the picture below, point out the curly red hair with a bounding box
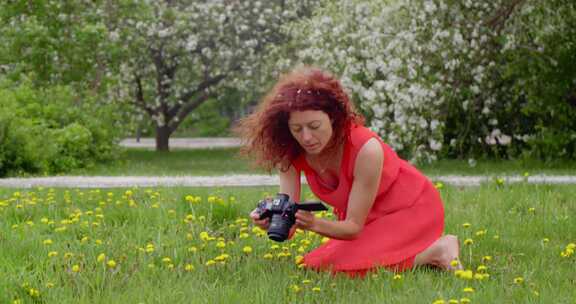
[235,66,364,172]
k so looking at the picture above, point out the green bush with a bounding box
[0,81,122,176]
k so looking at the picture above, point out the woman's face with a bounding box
[288,110,333,155]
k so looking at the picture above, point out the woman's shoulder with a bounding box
[348,124,380,148]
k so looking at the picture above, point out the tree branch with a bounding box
[133,73,156,117]
[168,73,228,118]
[485,0,526,32]
[168,93,211,132]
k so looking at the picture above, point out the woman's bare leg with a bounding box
[414,235,461,270]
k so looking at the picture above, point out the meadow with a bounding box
[66,148,576,177]
[1,182,575,303]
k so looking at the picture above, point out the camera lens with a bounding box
[268,214,292,242]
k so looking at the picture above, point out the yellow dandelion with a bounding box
[475,229,487,236]
[71,265,80,273]
[243,246,253,254]
[43,239,53,245]
[216,241,226,248]
[463,238,474,245]
[312,287,321,292]
[214,254,229,261]
[462,222,471,228]
[188,246,198,253]
[482,255,492,262]
[432,299,445,304]
[162,257,172,264]
[514,277,524,284]
[184,263,195,271]
[393,274,402,280]
[107,260,117,268]
[460,298,471,304]
[263,253,273,259]
[476,265,487,272]
[448,300,458,304]
[528,207,535,213]
[200,231,210,241]
[28,288,40,297]
[455,269,473,280]
[205,260,216,266]
[450,259,460,268]
[97,253,106,262]
[295,255,304,265]
[48,251,58,257]
[290,284,302,293]
[463,287,475,293]
[146,244,155,253]
[302,279,312,284]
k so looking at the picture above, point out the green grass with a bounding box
[1,183,575,303]
[67,148,576,177]
[69,148,267,176]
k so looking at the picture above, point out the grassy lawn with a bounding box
[1,183,575,303]
[69,148,267,176]
[66,148,576,177]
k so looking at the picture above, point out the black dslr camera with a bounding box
[255,193,328,242]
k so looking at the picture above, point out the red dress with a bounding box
[292,124,444,276]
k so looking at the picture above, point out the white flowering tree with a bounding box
[103,0,319,151]
[280,0,576,162]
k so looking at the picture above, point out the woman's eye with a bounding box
[291,127,302,133]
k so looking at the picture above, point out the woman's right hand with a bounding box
[249,209,270,230]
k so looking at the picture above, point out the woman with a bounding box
[235,66,460,276]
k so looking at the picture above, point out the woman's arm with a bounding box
[250,164,301,229]
[295,138,383,240]
[278,164,301,202]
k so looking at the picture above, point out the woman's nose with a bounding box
[302,128,313,142]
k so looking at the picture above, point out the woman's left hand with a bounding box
[295,210,316,231]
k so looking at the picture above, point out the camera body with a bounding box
[255,193,328,242]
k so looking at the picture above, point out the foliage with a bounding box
[280,0,576,162]
[0,81,122,176]
[0,1,117,92]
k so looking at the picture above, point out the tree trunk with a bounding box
[155,125,171,151]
